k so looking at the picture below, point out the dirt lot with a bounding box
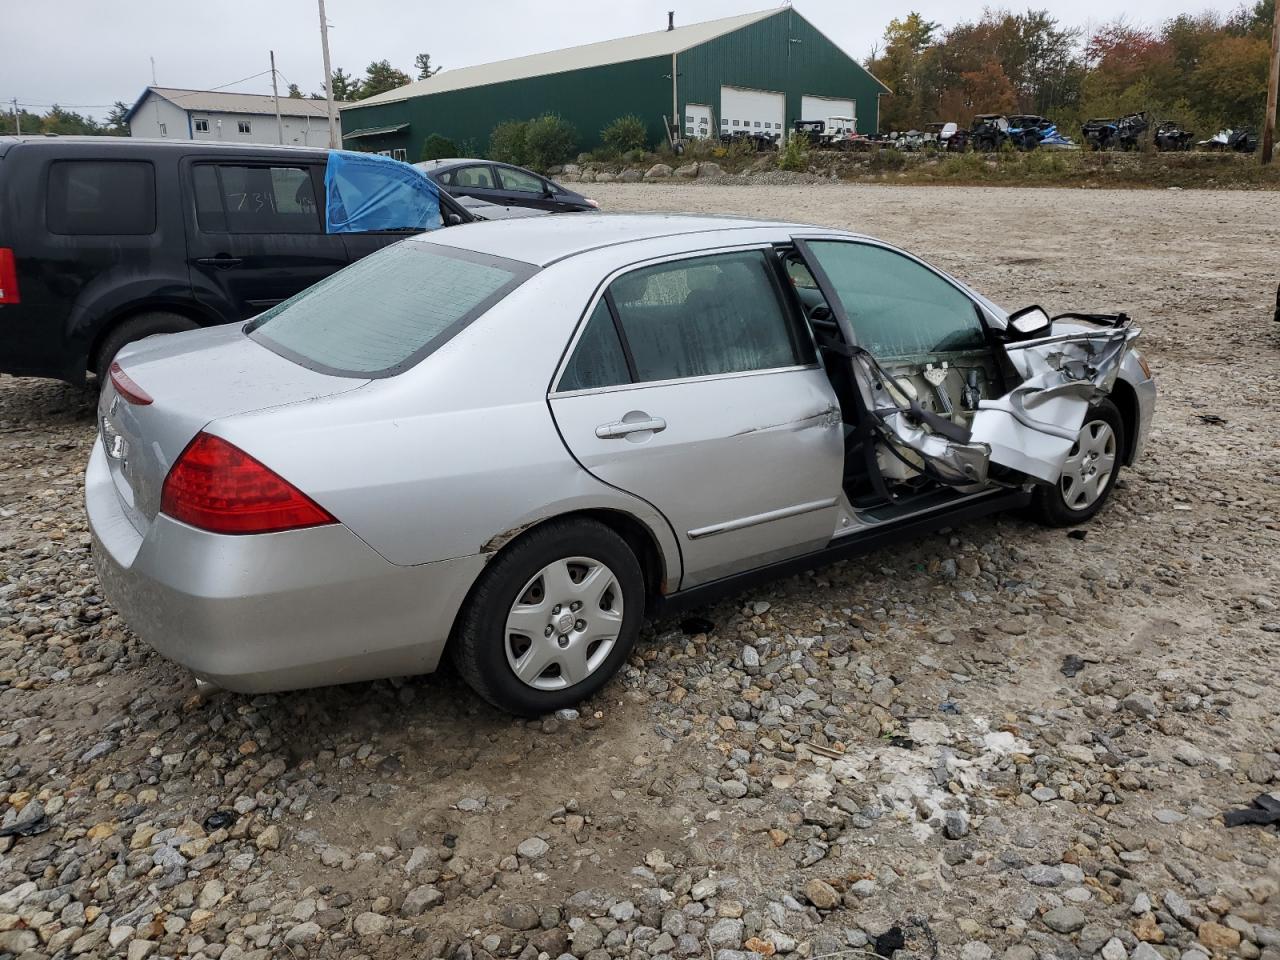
[1,183,1278,960]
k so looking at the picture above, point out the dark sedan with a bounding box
[415,158,598,213]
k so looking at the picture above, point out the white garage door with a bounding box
[802,95,856,124]
[720,86,785,139]
[684,103,713,140]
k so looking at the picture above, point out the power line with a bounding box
[8,68,278,114]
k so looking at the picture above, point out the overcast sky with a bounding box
[3,0,1254,121]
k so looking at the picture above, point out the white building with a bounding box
[125,87,339,147]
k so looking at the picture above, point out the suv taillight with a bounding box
[0,248,19,305]
[161,432,336,535]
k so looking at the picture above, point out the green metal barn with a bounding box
[338,7,889,161]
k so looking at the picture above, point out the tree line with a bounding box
[866,1,1275,136]
[0,53,442,137]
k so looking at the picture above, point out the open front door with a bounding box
[791,237,1139,494]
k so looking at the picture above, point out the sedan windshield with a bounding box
[247,242,537,377]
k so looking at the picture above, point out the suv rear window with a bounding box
[47,160,156,236]
[246,241,537,377]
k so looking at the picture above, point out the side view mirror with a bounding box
[445,213,464,226]
[1006,305,1052,340]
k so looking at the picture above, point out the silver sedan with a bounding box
[88,214,1155,715]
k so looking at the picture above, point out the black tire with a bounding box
[94,311,200,384]
[451,518,645,716]
[1032,398,1126,527]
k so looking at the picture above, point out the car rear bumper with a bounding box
[87,440,486,693]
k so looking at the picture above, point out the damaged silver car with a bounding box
[87,215,1155,715]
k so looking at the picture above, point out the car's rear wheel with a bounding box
[1033,398,1125,526]
[94,311,200,384]
[452,519,644,716]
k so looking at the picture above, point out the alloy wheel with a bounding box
[1060,419,1117,510]
[504,556,624,690]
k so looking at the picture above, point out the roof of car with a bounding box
[0,135,331,159]
[415,212,820,267]
[414,158,487,170]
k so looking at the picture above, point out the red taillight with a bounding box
[108,361,153,405]
[161,432,336,535]
[0,248,19,305]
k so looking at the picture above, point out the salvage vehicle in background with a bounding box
[1082,113,1149,151]
[415,158,599,213]
[89,214,1156,715]
[1154,120,1194,151]
[0,137,475,384]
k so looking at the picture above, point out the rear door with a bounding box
[549,247,844,588]
[183,156,349,321]
[443,163,508,207]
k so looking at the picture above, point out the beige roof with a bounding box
[344,8,780,109]
[143,87,332,119]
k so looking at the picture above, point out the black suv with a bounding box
[0,137,474,384]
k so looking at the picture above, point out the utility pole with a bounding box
[1264,0,1280,165]
[317,0,338,149]
[10,98,19,136]
[269,50,284,145]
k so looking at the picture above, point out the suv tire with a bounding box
[94,311,200,383]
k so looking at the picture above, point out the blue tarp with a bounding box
[324,150,443,234]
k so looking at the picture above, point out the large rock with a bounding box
[1043,905,1086,934]
[354,912,390,937]
[697,161,724,178]
[803,878,841,910]
[645,163,673,180]
[620,168,644,182]
[401,885,444,916]
[595,172,615,183]
[674,162,699,178]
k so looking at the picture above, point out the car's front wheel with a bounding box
[1033,398,1125,526]
[451,519,644,716]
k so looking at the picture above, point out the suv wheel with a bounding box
[94,311,200,383]
[452,519,644,716]
[1033,398,1125,526]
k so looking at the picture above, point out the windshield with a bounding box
[247,241,537,378]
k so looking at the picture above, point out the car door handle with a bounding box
[595,416,667,439]
[196,256,244,268]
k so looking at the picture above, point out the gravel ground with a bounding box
[2,183,1279,960]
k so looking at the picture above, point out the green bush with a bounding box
[524,114,578,171]
[868,145,907,171]
[601,115,649,154]
[419,133,458,162]
[488,120,529,166]
[777,135,809,172]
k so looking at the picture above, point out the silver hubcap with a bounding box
[1060,419,1117,510]
[504,556,624,691]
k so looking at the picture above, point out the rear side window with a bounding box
[192,163,320,234]
[247,242,537,377]
[558,300,631,392]
[608,251,811,383]
[47,161,156,236]
[453,165,495,188]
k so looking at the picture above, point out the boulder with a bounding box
[697,161,724,178]
[674,162,699,178]
[645,163,673,179]
[620,168,644,182]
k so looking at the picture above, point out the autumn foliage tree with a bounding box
[865,4,1274,137]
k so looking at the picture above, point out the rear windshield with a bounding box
[246,241,537,377]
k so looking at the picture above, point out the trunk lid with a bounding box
[99,323,367,532]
